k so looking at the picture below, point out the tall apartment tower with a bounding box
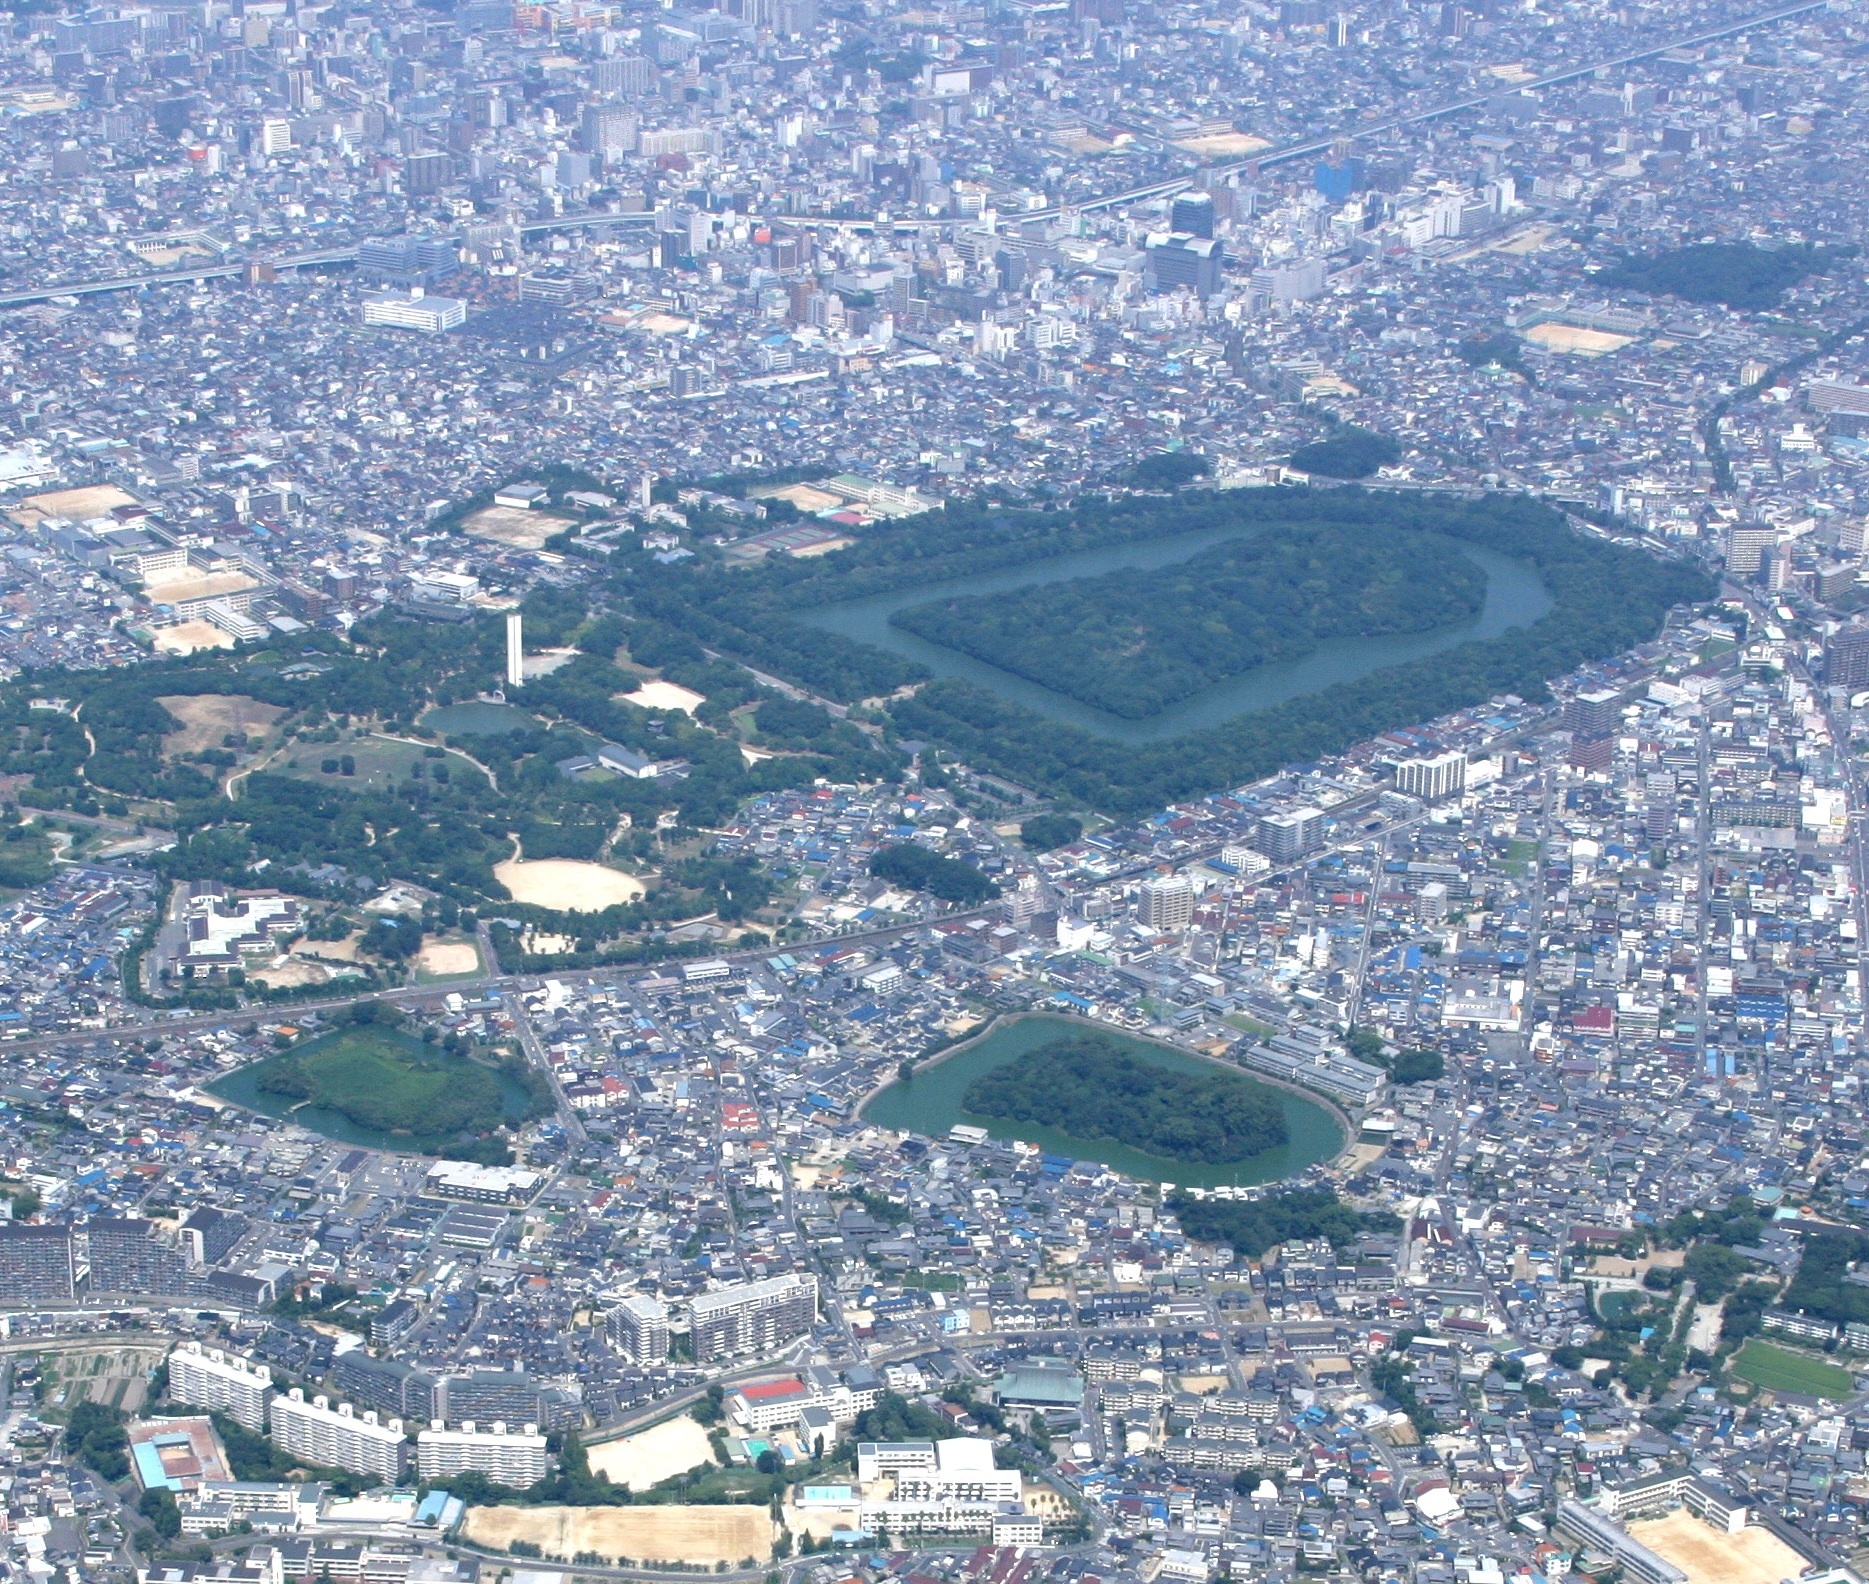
[1257,806,1325,863]
[606,1293,672,1362]
[1826,622,1869,690]
[505,610,524,688]
[1396,750,1467,802]
[1137,874,1196,932]
[0,1224,76,1302]
[1566,687,1623,738]
[688,1273,818,1362]
[167,1341,272,1432]
[85,1217,189,1296]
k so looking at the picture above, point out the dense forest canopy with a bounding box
[963,1034,1290,1164]
[869,841,1000,904]
[891,524,1485,719]
[1286,428,1401,480]
[886,492,1710,811]
[1169,1187,1402,1258]
[1596,242,1854,310]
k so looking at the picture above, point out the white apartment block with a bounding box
[169,1342,273,1433]
[269,1390,407,1481]
[415,1421,550,1487]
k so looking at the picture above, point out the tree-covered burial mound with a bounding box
[892,523,1483,719]
[962,1034,1289,1164]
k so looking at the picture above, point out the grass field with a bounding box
[274,735,483,793]
[1730,1338,1855,1399]
[460,1502,773,1566]
[159,693,287,757]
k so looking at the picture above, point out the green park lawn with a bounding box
[1730,1339,1855,1399]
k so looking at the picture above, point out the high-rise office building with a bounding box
[580,105,637,160]
[1137,874,1196,932]
[0,1224,76,1302]
[1257,806,1325,862]
[356,234,459,287]
[168,1342,272,1432]
[269,1390,407,1480]
[1395,750,1466,802]
[416,1422,550,1485]
[689,1273,818,1362]
[1145,235,1224,297]
[1826,622,1869,689]
[1170,191,1216,238]
[607,1293,671,1362]
[506,611,525,688]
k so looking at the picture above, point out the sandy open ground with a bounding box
[495,858,645,911]
[153,621,235,655]
[585,1415,715,1490]
[754,483,844,514]
[621,680,706,715]
[1522,322,1637,356]
[416,939,481,977]
[1175,132,1269,156]
[1628,1511,1809,1584]
[159,694,286,756]
[461,1503,772,1566]
[462,505,576,549]
[249,959,334,990]
[10,484,137,528]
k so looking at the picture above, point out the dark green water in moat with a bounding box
[862,1014,1344,1186]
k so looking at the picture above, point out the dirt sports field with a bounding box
[1627,1511,1809,1584]
[461,1502,773,1566]
[9,484,137,529]
[1521,322,1637,357]
[462,505,576,549]
[153,622,234,656]
[416,939,480,977]
[585,1415,714,1490]
[159,694,286,756]
[494,858,645,911]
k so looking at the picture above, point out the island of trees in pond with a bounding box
[961,1034,1289,1164]
[891,524,1484,719]
[1596,242,1854,310]
[251,1012,541,1156]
